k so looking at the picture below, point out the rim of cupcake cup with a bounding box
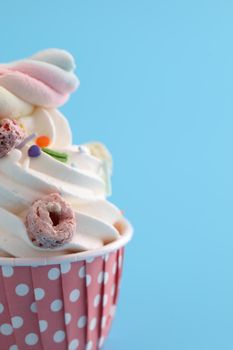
[0,218,133,267]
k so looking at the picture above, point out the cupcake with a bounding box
[0,49,133,350]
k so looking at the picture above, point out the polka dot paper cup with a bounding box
[0,218,133,350]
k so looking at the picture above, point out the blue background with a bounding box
[1,1,233,349]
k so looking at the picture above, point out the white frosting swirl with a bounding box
[0,49,123,258]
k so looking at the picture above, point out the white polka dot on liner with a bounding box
[34,288,45,301]
[39,320,48,333]
[48,267,60,280]
[69,289,80,303]
[15,283,29,296]
[104,272,109,285]
[61,262,71,274]
[110,305,117,317]
[0,303,4,314]
[101,316,107,329]
[97,271,104,284]
[93,294,101,308]
[79,266,85,278]
[9,345,18,350]
[64,312,72,325]
[105,253,110,261]
[65,313,72,325]
[69,339,79,350]
[11,316,24,329]
[2,266,14,277]
[25,333,39,346]
[53,330,65,343]
[1,323,13,335]
[50,299,63,312]
[86,341,93,350]
[89,317,97,331]
[86,257,95,263]
[112,262,117,275]
[86,275,92,287]
[30,302,37,313]
[98,336,105,348]
[103,294,108,307]
[118,255,122,268]
[77,315,87,329]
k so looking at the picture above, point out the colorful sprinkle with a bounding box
[42,148,68,163]
[16,133,36,149]
[36,135,51,148]
[28,145,41,158]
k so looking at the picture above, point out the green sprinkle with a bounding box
[42,148,68,163]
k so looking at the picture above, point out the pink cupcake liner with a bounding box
[0,219,132,350]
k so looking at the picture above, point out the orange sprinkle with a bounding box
[36,135,51,148]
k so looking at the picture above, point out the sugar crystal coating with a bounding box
[0,119,25,158]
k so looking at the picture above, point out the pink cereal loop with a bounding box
[25,193,76,249]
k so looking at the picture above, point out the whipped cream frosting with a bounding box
[0,49,123,258]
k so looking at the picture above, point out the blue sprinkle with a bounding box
[28,145,41,158]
